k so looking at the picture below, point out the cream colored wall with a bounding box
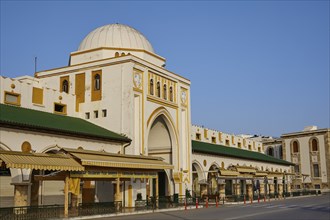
[283,133,328,184]
[0,127,122,154]
[191,125,262,153]
[0,76,75,116]
[35,51,191,198]
[70,48,165,67]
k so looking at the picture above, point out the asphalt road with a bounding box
[97,195,330,220]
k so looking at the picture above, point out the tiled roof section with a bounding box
[192,140,294,166]
[0,104,131,143]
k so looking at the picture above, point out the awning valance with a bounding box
[219,169,239,176]
[235,166,256,174]
[267,172,284,177]
[0,151,84,171]
[63,148,174,170]
[255,171,268,177]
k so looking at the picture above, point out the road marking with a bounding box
[265,205,283,208]
[287,205,298,208]
[224,207,293,220]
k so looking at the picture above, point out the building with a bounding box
[0,23,191,209]
[191,125,293,200]
[0,23,305,212]
[281,126,330,192]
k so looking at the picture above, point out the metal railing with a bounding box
[0,205,63,220]
[78,201,122,216]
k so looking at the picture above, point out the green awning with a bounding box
[192,140,294,166]
[0,103,130,143]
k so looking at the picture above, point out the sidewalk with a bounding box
[67,194,319,220]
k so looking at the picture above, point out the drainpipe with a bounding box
[122,141,131,208]
[123,141,131,154]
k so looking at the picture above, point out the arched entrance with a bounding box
[192,161,205,197]
[147,111,177,197]
[207,164,219,195]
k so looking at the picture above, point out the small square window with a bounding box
[211,137,216,144]
[225,140,230,146]
[85,112,90,119]
[248,145,252,150]
[94,110,98,118]
[102,109,107,117]
[4,92,20,106]
[196,133,201,140]
[54,103,67,114]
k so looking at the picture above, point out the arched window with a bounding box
[150,79,154,95]
[293,141,299,153]
[267,147,274,157]
[163,84,167,100]
[169,86,173,102]
[157,82,160,98]
[94,74,101,91]
[279,146,283,159]
[62,80,69,93]
[312,139,318,151]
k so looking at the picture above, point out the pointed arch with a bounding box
[192,160,206,181]
[40,145,62,154]
[0,142,12,151]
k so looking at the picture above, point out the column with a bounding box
[115,178,122,211]
[278,184,283,198]
[155,175,159,208]
[247,184,253,199]
[259,183,265,196]
[200,184,207,197]
[269,184,275,197]
[12,183,30,207]
[235,182,241,196]
[64,176,69,217]
[30,176,39,206]
[219,184,225,200]
[287,183,292,193]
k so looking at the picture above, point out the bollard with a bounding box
[196,198,198,209]
[223,197,225,205]
[244,195,246,205]
[216,197,219,208]
[258,195,260,203]
[264,195,266,202]
[250,197,253,204]
[206,198,209,208]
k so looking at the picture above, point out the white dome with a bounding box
[78,24,154,53]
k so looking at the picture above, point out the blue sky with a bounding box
[1,1,329,137]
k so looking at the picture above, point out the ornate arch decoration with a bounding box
[192,160,206,181]
[146,106,179,167]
